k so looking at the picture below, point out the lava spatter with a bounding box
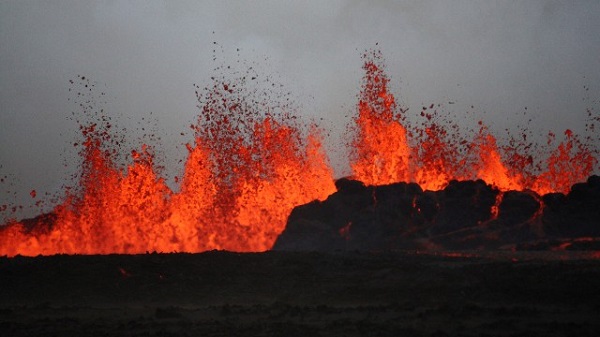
[0,68,336,256]
[1,49,598,256]
[349,51,597,195]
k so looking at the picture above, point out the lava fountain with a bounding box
[0,73,336,256]
[350,50,597,194]
[0,50,598,256]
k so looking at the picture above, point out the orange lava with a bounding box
[532,130,598,195]
[0,78,336,256]
[350,51,597,194]
[350,56,412,186]
[0,50,598,256]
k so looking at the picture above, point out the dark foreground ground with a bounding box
[1,251,599,337]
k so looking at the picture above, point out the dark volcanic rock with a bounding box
[274,180,426,251]
[548,175,600,238]
[496,191,540,226]
[540,175,600,239]
[429,179,497,235]
[275,201,345,251]
[274,175,600,252]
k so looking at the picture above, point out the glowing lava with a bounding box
[350,50,597,195]
[0,75,336,256]
[0,50,598,256]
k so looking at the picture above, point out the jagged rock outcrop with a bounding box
[273,175,600,251]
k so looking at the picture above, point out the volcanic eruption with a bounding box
[1,50,599,256]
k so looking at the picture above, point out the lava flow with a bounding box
[1,50,599,256]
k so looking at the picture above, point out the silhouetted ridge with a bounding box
[273,175,600,251]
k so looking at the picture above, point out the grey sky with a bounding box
[1,0,599,220]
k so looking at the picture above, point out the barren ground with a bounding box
[1,251,599,336]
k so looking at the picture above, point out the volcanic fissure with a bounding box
[1,50,599,256]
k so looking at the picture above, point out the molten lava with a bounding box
[350,50,597,195]
[0,75,336,256]
[0,50,598,256]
